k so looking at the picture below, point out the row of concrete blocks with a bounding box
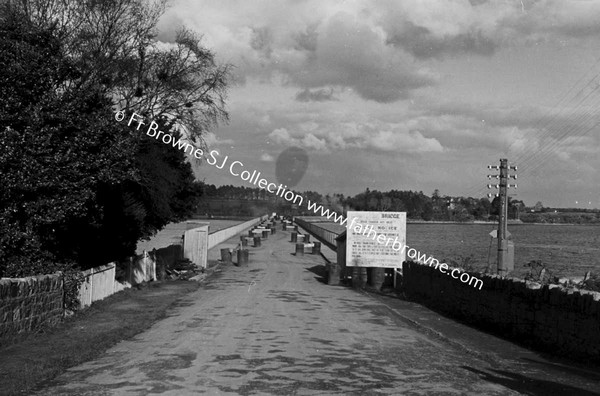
[282,223,298,231]
[294,242,322,256]
[238,221,277,248]
[220,219,278,266]
[220,248,249,266]
[288,231,321,256]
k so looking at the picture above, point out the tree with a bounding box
[473,198,491,219]
[0,7,135,274]
[510,199,526,220]
[534,201,544,212]
[0,1,231,274]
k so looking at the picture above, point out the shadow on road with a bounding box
[462,366,600,396]
[520,357,600,383]
[306,265,327,284]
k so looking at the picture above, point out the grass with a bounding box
[0,280,200,396]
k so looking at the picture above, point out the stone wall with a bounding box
[0,274,63,342]
[402,261,600,361]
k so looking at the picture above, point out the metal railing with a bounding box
[294,217,340,251]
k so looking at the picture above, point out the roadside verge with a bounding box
[0,280,200,396]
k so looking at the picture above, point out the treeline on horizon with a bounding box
[199,184,600,224]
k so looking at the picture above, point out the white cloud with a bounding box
[366,129,443,153]
[260,153,274,162]
[301,133,328,151]
[379,0,600,58]
[267,128,329,151]
[204,132,234,146]
[161,0,600,103]
[268,128,294,145]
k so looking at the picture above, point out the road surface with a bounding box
[38,228,600,395]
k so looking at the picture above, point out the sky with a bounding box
[157,0,600,208]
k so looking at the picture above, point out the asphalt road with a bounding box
[37,229,598,395]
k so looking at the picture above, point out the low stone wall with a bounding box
[402,261,600,361]
[0,274,63,342]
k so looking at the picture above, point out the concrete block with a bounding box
[327,262,340,285]
[312,242,321,255]
[220,248,232,263]
[237,249,249,266]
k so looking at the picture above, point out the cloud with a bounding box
[156,12,185,43]
[268,128,328,151]
[269,128,294,146]
[377,0,509,59]
[366,129,443,153]
[301,133,328,151]
[290,13,437,102]
[379,0,600,59]
[266,117,444,154]
[160,1,600,103]
[406,97,600,159]
[159,2,436,103]
[295,88,337,102]
[260,153,274,162]
[204,132,234,146]
[250,26,273,58]
[385,20,497,59]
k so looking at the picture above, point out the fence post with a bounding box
[90,267,94,306]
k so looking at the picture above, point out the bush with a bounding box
[62,269,86,311]
[581,273,600,292]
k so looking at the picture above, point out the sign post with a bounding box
[345,211,406,288]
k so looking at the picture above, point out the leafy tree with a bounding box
[0,7,135,275]
[534,201,544,212]
[473,198,491,219]
[0,0,230,274]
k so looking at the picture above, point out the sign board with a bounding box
[346,211,406,268]
[489,229,511,238]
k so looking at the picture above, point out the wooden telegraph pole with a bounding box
[488,159,517,276]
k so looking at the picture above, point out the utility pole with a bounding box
[488,159,517,276]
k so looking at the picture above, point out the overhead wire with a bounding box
[509,56,600,165]
[512,64,600,169]
[516,77,600,172]
[460,55,600,200]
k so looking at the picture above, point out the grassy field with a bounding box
[308,220,600,279]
